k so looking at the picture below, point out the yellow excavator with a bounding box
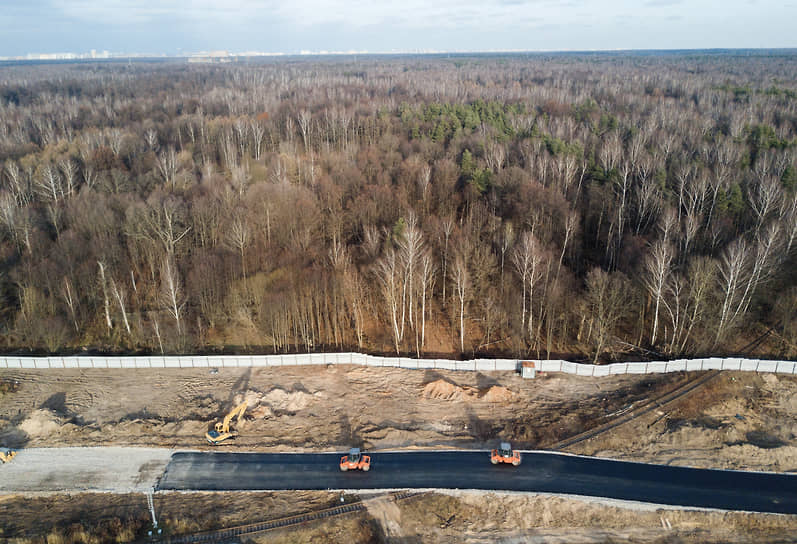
[1,447,17,463]
[205,401,247,445]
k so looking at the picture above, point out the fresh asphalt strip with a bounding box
[156,451,797,514]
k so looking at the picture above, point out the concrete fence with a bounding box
[0,353,795,375]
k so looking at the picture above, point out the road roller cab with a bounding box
[340,448,371,471]
[491,442,521,466]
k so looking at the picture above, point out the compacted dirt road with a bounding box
[0,447,171,493]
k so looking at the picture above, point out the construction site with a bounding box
[1,362,796,543]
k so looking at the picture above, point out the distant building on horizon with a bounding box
[188,51,233,63]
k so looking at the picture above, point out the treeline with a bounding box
[0,54,795,360]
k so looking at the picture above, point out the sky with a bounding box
[0,0,795,56]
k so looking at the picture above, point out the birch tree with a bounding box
[110,277,131,334]
[160,258,186,335]
[375,248,402,354]
[586,268,628,363]
[97,261,113,330]
[642,240,674,347]
[451,251,470,354]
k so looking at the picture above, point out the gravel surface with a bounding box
[0,447,173,493]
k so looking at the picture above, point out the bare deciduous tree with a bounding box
[585,268,628,363]
[643,240,674,347]
[451,250,470,354]
[160,258,186,335]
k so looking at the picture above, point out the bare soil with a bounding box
[0,366,685,452]
[1,366,797,542]
[1,491,795,543]
[0,490,338,543]
[568,371,797,472]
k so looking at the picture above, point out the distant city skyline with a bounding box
[1,0,795,57]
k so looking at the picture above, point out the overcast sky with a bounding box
[1,0,795,56]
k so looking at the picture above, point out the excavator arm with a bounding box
[215,401,248,433]
[206,401,248,444]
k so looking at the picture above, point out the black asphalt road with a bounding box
[157,451,797,514]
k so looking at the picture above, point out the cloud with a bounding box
[2,0,796,55]
[43,0,581,29]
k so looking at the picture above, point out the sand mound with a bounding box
[249,405,273,419]
[480,385,516,403]
[18,410,61,438]
[422,379,477,401]
[239,390,264,408]
[232,388,313,416]
[423,380,515,403]
[263,388,313,412]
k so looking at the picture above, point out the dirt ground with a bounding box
[1,366,797,542]
[1,490,795,543]
[0,366,686,453]
[568,371,797,472]
[0,447,171,493]
[1,367,795,472]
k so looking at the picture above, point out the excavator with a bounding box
[0,447,17,463]
[205,401,247,445]
[340,448,371,471]
[490,442,521,466]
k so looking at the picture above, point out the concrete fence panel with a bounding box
[703,358,725,370]
[756,360,778,372]
[560,361,579,374]
[647,362,667,373]
[162,357,180,368]
[668,359,687,372]
[536,360,561,372]
[719,358,738,371]
[1,354,796,375]
[624,362,647,374]
[494,359,518,371]
[739,360,759,372]
[608,363,627,375]
[120,358,137,369]
[62,357,79,369]
[685,360,703,371]
[473,360,491,371]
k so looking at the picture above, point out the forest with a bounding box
[0,52,795,361]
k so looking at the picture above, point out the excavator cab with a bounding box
[205,402,247,445]
[490,442,521,466]
[0,447,17,464]
[340,448,371,471]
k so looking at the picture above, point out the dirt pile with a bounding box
[422,380,516,403]
[18,409,61,438]
[480,385,516,403]
[263,388,314,412]
[422,379,479,401]
[232,387,317,419]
